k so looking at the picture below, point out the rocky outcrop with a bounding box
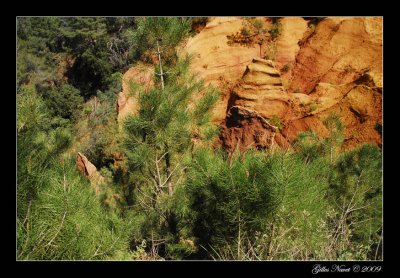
[228,58,291,120]
[219,106,278,152]
[220,17,382,151]
[282,73,382,149]
[274,17,308,81]
[117,63,154,123]
[182,17,271,123]
[220,58,296,152]
[76,152,97,178]
[183,17,268,86]
[288,17,382,95]
[76,152,104,193]
[221,62,381,151]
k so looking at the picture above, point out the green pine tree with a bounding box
[122,54,218,258]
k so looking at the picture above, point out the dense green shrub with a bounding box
[17,86,72,218]
[17,86,132,260]
[261,152,333,260]
[327,144,382,260]
[18,17,135,100]
[42,84,84,120]
[17,157,133,260]
[128,17,192,65]
[185,149,283,259]
[293,130,325,163]
[183,145,382,260]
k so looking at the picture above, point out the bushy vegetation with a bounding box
[17,17,382,261]
[17,17,136,100]
[227,17,283,59]
[17,86,133,260]
[269,22,282,39]
[183,140,382,260]
[185,149,282,259]
[227,18,269,58]
[127,17,192,66]
[17,156,133,260]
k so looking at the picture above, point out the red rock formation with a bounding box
[282,73,382,149]
[220,60,382,151]
[219,58,295,152]
[219,106,278,152]
[289,17,382,95]
[219,17,382,151]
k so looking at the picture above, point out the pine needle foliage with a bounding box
[123,56,218,188]
[185,148,283,259]
[128,17,192,65]
[327,144,382,260]
[17,86,72,219]
[122,56,218,258]
[17,88,133,260]
[17,157,133,260]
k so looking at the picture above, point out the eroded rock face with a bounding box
[289,17,382,95]
[282,74,382,149]
[182,17,271,123]
[219,106,278,152]
[183,17,267,86]
[219,58,299,152]
[275,17,308,81]
[76,152,104,193]
[220,17,382,151]
[228,58,291,120]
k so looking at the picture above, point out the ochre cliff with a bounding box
[183,17,271,123]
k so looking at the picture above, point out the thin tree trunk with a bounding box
[156,39,165,90]
[267,222,275,259]
[237,211,241,260]
[165,145,173,196]
[329,126,333,164]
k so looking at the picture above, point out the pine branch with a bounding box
[45,210,67,248]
